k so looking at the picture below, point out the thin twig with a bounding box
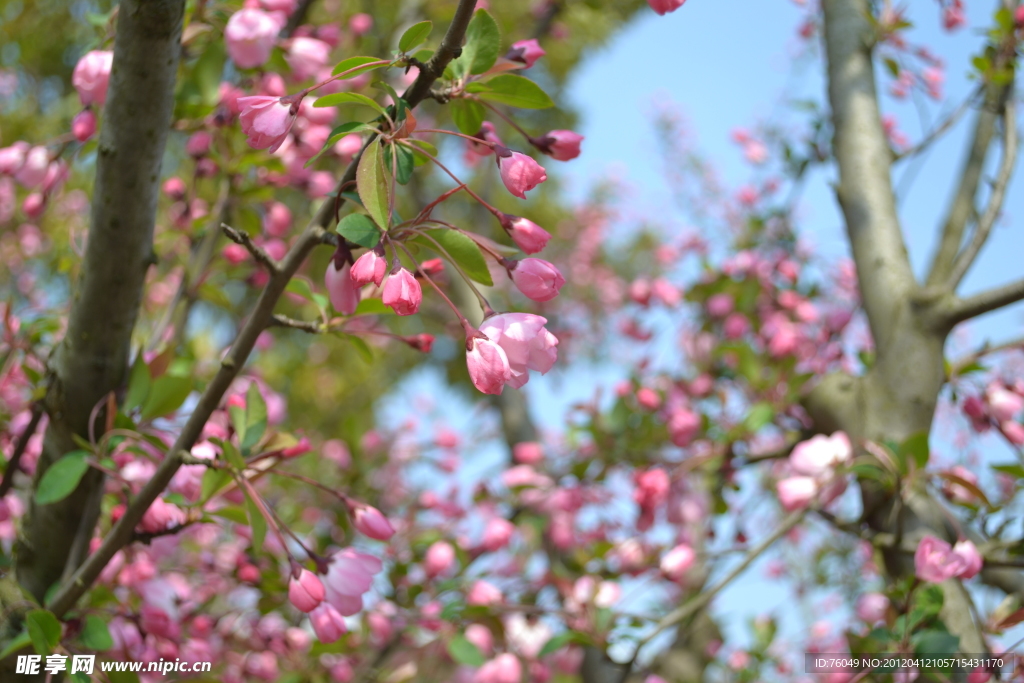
[269,314,322,333]
[0,402,44,498]
[221,223,281,273]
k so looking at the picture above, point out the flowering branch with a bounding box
[221,222,281,273]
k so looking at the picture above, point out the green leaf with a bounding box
[538,630,593,657]
[911,629,959,656]
[331,56,387,79]
[337,213,382,249]
[744,402,774,432]
[26,609,61,656]
[240,382,267,453]
[416,229,493,286]
[449,99,486,135]
[0,630,31,660]
[354,298,394,316]
[81,615,113,651]
[36,451,90,505]
[399,21,433,52]
[476,74,553,109]
[209,505,249,525]
[285,277,317,303]
[899,432,930,470]
[447,634,486,667]
[454,9,500,76]
[992,463,1024,478]
[200,468,232,502]
[140,375,193,421]
[243,489,267,554]
[404,138,438,166]
[383,143,416,184]
[356,138,392,230]
[194,40,226,106]
[222,441,247,471]
[305,121,370,167]
[314,92,388,118]
[123,355,151,413]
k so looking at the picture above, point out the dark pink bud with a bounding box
[501,215,551,254]
[288,568,325,612]
[468,121,503,156]
[382,267,422,315]
[647,0,686,14]
[186,131,213,157]
[352,504,396,540]
[403,333,435,353]
[72,109,97,142]
[351,249,387,287]
[505,39,545,69]
[533,130,583,161]
[22,193,45,219]
[163,176,187,200]
[509,258,565,302]
[495,147,547,199]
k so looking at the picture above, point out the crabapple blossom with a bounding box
[481,518,516,551]
[533,130,584,161]
[225,8,281,69]
[501,215,551,254]
[382,266,422,315]
[288,568,325,612]
[325,259,360,314]
[914,535,974,582]
[856,593,889,624]
[506,39,545,68]
[647,0,687,15]
[350,249,387,287]
[352,504,396,541]
[72,50,113,107]
[509,258,565,302]
[424,540,456,577]
[661,544,696,580]
[478,313,559,389]
[71,110,96,142]
[512,442,543,465]
[309,602,347,642]
[495,147,547,199]
[238,96,299,152]
[287,37,331,80]
[467,336,513,395]
[476,654,522,683]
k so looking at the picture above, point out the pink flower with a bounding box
[15,147,49,188]
[137,497,186,534]
[942,465,980,504]
[661,544,696,580]
[509,258,565,302]
[467,336,513,395]
[225,8,281,69]
[986,385,1023,422]
[1003,420,1024,445]
[309,602,347,642]
[914,535,968,583]
[636,388,661,410]
[706,293,734,317]
[467,580,503,606]
[501,215,551,254]
[349,13,373,36]
[238,95,298,152]
[325,259,360,314]
[72,110,97,142]
[352,505,396,541]
[855,593,889,624]
[287,37,331,80]
[496,148,547,199]
[350,249,387,287]
[481,518,515,551]
[648,0,686,15]
[942,0,965,31]
[465,624,494,656]
[952,539,982,579]
[263,201,292,237]
[512,442,543,465]
[668,408,700,447]
[0,143,27,175]
[475,654,522,683]
[723,313,752,337]
[288,569,325,612]
[790,432,852,478]
[505,39,545,68]
[468,121,504,156]
[424,540,456,577]
[322,549,382,612]
[72,50,113,107]
[382,267,422,315]
[140,604,179,640]
[777,476,818,511]
[479,313,559,389]
[534,130,583,161]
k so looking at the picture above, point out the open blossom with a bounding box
[322,548,382,615]
[661,544,696,580]
[238,96,299,152]
[72,50,113,107]
[777,476,818,511]
[501,215,551,254]
[325,259,360,314]
[509,258,565,302]
[534,130,583,161]
[467,336,513,395]
[309,602,347,642]
[287,37,331,80]
[382,267,422,315]
[476,654,522,683]
[986,385,1023,422]
[350,249,387,287]
[914,535,982,583]
[288,568,325,613]
[953,539,983,579]
[226,8,281,69]
[352,504,396,541]
[506,39,545,68]
[495,147,547,198]
[648,0,686,15]
[790,432,852,478]
[479,313,559,389]
[137,497,186,534]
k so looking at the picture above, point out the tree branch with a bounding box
[947,100,1018,289]
[221,223,281,273]
[821,0,916,355]
[941,277,1024,326]
[45,0,481,620]
[400,0,478,108]
[0,403,43,498]
[268,314,322,333]
[15,0,186,604]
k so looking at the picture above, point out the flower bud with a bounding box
[501,215,551,254]
[352,504,396,541]
[309,602,347,642]
[424,540,455,577]
[509,258,565,302]
[72,50,113,106]
[382,267,422,315]
[495,147,547,199]
[660,544,695,580]
[186,131,213,157]
[351,249,387,287]
[238,96,299,153]
[505,39,545,69]
[72,109,97,142]
[533,130,583,161]
[466,335,512,395]
[325,259,360,314]
[288,568,326,613]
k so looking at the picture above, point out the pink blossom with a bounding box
[534,130,583,161]
[942,465,980,504]
[651,277,681,306]
[72,110,96,142]
[661,544,696,580]
[137,497,186,534]
[325,260,360,314]
[424,540,456,577]
[512,442,543,465]
[1002,420,1024,445]
[72,50,113,107]
[0,143,27,175]
[723,313,750,339]
[15,147,49,188]
[777,476,818,510]
[855,593,889,624]
[506,39,545,68]
[942,0,966,31]
[479,313,559,389]
[502,215,551,254]
[467,580,503,606]
[914,535,967,583]
[636,387,661,410]
[263,201,291,237]
[238,95,298,152]
[467,336,513,395]
[140,604,179,640]
[465,623,494,656]
[287,37,331,80]
[350,249,387,287]
[790,432,852,478]
[352,505,396,541]
[309,602,347,642]
[475,654,522,683]
[648,0,686,15]
[986,385,1023,422]
[668,407,700,447]
[496,148,547,199]
[288,568,325,612]
[706,293,734,317]
[186,131,212,157]
[481,518,515,551]
[322,547,382,613]
[953,539,983,579]
[382,267,422,315]
[349,13,373,36]
[225,8,281,69]
[510,258,565,302]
